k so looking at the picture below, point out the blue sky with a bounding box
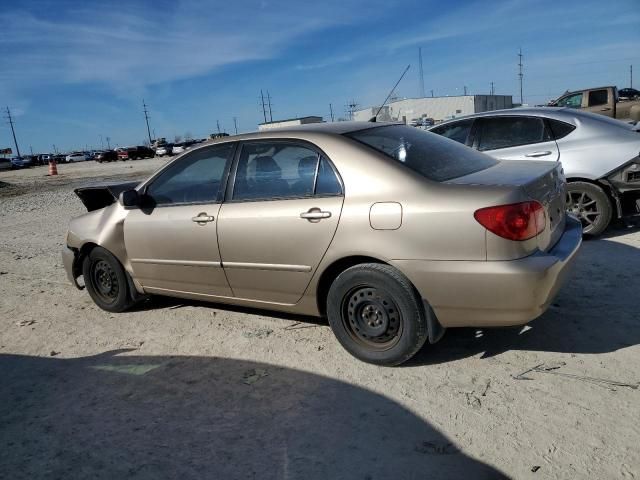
[1,0,639,153]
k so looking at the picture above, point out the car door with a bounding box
[583,88,614,117]
[123,142,236,296]
[473,116,560,162]
[217,140,344,304]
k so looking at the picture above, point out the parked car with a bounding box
[39,154,52,165]
[10,157,27,169]
[65,152,87,163]
[155,144,173,157]
[63,122,581,366]
[21,155,37,167]
[0,158,12,170]
[117,146,155,160]
[619,88,640,100]
[171,143,185,154]
[95,150,118,162]
[429,108,640,235]
[548,86,640,122]
[53,154,66,164]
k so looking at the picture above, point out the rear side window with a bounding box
[232,142,342,201]
[588,89,608,107]
[476,117,552,151]
[345,125,497,182]
[430,119,474,145]
[547,119,576,139]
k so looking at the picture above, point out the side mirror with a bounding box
[120,189,140,208]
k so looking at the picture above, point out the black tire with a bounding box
[327,263,429,366]
[82,246,136,313]
[566,181,612,236]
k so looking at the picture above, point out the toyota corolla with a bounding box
[63,122,581,365]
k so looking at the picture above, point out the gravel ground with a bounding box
[1,159,639,479]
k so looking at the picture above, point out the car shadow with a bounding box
[0,351,507,479]
[409,237,640,366]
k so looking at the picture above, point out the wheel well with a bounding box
[315,256,387,316]
[73,242,99,278]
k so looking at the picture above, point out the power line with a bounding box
[142,99,152,144]
[4,106,21,158]
[418,47,425,98]
[518,47,524,104]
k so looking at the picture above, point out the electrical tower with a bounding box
[418,47,425,98]
[518,48,524,104]
[260,90,268,123]
[266,91,273,122]
[142,99,153,144]
[346,100,359,121]
[4,107,21,158]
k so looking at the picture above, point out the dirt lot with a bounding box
[1,159,639,479]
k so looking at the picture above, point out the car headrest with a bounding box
[254,156,281,178]
[297,155,317,178]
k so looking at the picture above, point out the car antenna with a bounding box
[369,64,411,122]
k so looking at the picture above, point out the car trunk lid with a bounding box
[446,160,567,252]
[74,181,140,212]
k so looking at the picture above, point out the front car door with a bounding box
[473,116,560,162]
[217,140,344,304]
[123,142,236,296]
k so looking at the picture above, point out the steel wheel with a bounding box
[90,259,120,304]
[342,285,403,351]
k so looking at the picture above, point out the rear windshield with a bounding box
[345,125,498,182]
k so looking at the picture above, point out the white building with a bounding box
[353,95,513,123]
[258,116,324,131]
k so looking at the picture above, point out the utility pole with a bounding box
[631,65,633,89]
[233,117,238,134]
[463,86,468,95]
[329,103,334,122]
[431,90,434,98]
[106,137,111,149]
[518,48,524,104]
[142,99,152,144]
[52,144,57,154]
[5,107,21,158]
[30,146,34,155]
[491,81,495,95]
[418,47,425,97]
[99,135,104,149]
[260,90,268,123]
[346,100,358,121]
[266,91,273,122]
[216,120,221,134]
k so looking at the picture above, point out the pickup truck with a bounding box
[548,86,640,122]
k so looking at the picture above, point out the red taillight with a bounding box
[474,201,545,241]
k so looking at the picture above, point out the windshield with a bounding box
[345,124,498,182]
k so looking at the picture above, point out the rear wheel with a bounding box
[566,181,612,236]
[327,263,428,366]
[82,247,136,312]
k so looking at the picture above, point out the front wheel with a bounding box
[566,181,612,236]
[327,263,429,366]
[82,247,136,312]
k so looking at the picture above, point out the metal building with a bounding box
[353,95,513,124]
[258,116,324,131]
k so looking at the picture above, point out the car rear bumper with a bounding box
[391,217,582,328]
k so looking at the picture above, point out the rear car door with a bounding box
[474,116,559,162]
[123,143,235,296]
[583,88,614,117]
[217,140,344,304]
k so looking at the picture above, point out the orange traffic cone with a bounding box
[48,160,58,176]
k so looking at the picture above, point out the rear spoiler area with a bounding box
[74,181,140,212]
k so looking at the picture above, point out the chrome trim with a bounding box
[131,259,222,267]
[222,261,312,272]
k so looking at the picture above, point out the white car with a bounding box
[65,153,87,163]
[172,144,185,154]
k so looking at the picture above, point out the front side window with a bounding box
[146,143,234,205]
[430,119,474,145]
[345,125,497,182]
[556,92,583,108]
[232,142,341,200]
[477,117,552,151]
[588,89,608,107]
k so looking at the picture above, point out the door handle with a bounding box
[525,151,552,158]
[600,107,611,111]
[191,213,215,224]
[300,208,332,221]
